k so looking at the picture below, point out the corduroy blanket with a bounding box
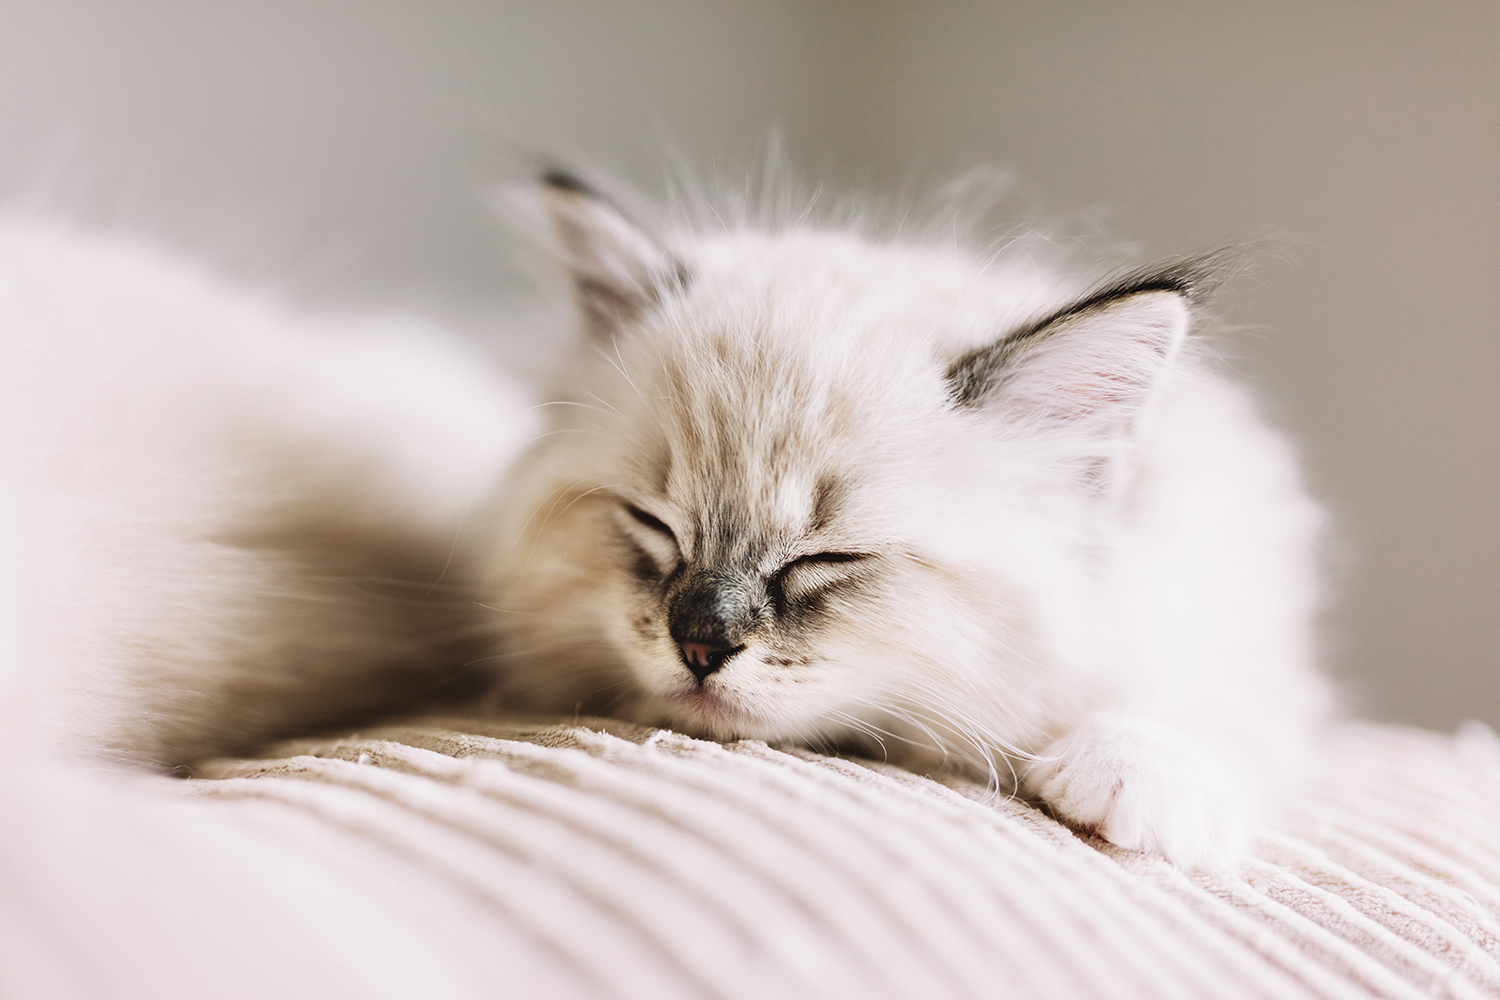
[6,715,1500,999]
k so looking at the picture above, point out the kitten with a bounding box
[480,171,1334,868]
[0,217,526,767]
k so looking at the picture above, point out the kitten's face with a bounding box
[592,317,960,742]
[495,230,1060,750]
[488,177,1191,760]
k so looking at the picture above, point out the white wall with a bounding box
[2,0,1495,729]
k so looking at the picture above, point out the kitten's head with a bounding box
[486,172,1206,769]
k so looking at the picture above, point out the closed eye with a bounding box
[619,502,682,581]
[789,552,868,567]
[625,503,676,540]
[774,551,870,584]
[772,551,872,608]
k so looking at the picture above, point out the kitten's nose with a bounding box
[669,572,754,683]
[676,639,743,683]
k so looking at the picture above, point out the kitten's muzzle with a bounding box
[668,573,757,683]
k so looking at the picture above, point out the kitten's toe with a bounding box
[1025,714,1252,869]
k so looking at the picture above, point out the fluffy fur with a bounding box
[0,218,527,767]
[481,173,1334,868]
[0,171,1332,868]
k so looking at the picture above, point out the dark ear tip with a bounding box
[1099,246,1251,307]
[541,168,599,198]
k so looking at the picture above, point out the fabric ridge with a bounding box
[169,717,1500,1000]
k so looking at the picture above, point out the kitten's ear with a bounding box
[539,170,688,340]
[947,283,1192,437]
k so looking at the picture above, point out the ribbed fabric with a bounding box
[164,718,1500,999]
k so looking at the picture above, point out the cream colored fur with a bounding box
[0,218,527,766]
[482,177,1333,868]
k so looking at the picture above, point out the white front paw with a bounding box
[1024,714,1252,869]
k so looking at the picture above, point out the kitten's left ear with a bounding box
[947,278,1195,438]
[539,170,689,340]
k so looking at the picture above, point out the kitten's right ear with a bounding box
[946,284,1191,438]
[539,170,689,340]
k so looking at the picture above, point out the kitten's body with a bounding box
[483,176,1333,867]
[0,218,525,766]
[0,175,1332,867]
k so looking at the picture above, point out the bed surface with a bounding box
[6,715,1500,999]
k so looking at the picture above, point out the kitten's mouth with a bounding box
[657,683,769,739]
[671,684,733,714]
[634,646,802,739]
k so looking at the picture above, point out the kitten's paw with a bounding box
[1025,714,1252,869]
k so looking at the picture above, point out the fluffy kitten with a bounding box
[0,217,525,767]
[481,172,1334,868]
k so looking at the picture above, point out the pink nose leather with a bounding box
[680,642,716,670]
[678,640,744,683]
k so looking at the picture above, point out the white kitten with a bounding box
[481,172,1334,868]
[0,218,527,767]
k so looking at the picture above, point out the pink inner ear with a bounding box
[1001,291,1189,427]
[1016,353,1155,423]
[1067,369,1140,406]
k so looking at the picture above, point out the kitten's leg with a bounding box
[1023,712,1255,869]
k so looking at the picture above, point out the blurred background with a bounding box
[1,1,1495,730]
